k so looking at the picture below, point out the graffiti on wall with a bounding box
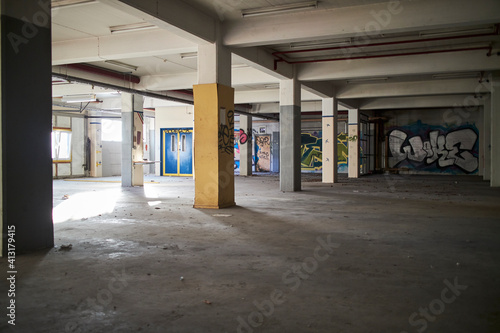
[255,135,271,172]
[300,131,350,173]
[218,109,234,155]
[301,132,322,171]
[240,129,250,145]
[234,129,240,169]
[388,121,479,174]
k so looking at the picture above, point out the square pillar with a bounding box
[122,93,144,187]
[88,113,102,178]
[483,102,491,180]
[491,74,500,187]
[280,78,301,192]
[239,115,252,176]
[1,1,54,255]
[193,84,235,208]
[193,41,235,208]
[322,98,338,183]
[348,109,360,178]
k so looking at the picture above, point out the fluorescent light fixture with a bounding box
[232,64,250,69]
[432,72,480,80]
[264,84,280,89]
[62,94,96,103]
[105,60,138,72]
[347,77,389,84]
[242,1,318,17]
[291,39,352,50]
[110,22,157,34]
[419,27,494,38]
[52,0,96,8]
[180,52,198,59]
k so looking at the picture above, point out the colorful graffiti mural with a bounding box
[255,135,271,172]
[387,121,479,174]
[301,132,322,172]
[300,131,349,173]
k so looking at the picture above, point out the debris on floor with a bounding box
[203,300,212,305]
[59,244,73,251]
[62,194,70,200]
[212,214,232,217]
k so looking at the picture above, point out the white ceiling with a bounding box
[51,0,500,111]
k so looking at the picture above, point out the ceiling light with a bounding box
[419,27,495,38]
[232,64,250,69]
[264,84,280,89]
[242,1,318,17]
[62,94,97,103]
[291,39,352,50]
[347,77,389,84]
[104,60,138,72]
[110,22,157,34]
[180,52,198,59]
[52,0,96,8]
[432,72,480,80]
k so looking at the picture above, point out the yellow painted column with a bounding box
[193,83,235,209]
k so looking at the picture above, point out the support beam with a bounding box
[1,1,54,255]
[194,42,235,209]
[322,98,338,183]
[359,95,485,110]
[121,93,144,187]
[280,78,301,192]
[337,78,490,99]
[52,29,196,65]
[348,109,360,178]
[484,100,492,180]
[232,48,293,80]
[298,50,500,82]
[239,115,252,176]
[223,0,500,47]
[104,0,216,44]
[491,74,500,187]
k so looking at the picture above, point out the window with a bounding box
[171,135,176,152]
[52,129,72,162]
[181,134,186,152]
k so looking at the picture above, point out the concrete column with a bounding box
[121,93,144,187]
[88,113,102,178]
[280,78,301,192]
[348,109,360,178]
[239,115,252,176]
[193,42,235,209]
[479,106,484,177]
[491,74,500,187]
[483,103,491,180]
[322,98,338,183]
[1,1,54,255]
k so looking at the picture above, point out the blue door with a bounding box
[161,128,193,176]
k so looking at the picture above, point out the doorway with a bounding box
[161,128,193,176]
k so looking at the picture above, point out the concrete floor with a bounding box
[1,173,500,333]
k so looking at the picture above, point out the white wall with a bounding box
[154,106,194,175]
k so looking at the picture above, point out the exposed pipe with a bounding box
[64,64,141,84]
[274,46,493,69]
[273,24,499,56]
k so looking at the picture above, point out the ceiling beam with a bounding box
[52,29,197,65]
[103,0,216,44]
[337,78,491,99]
[298,50,500,81]
[359,95,485,110]
[232,47,293,80]
[223,0,500,47]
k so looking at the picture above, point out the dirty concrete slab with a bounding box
[1,174,500,333]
